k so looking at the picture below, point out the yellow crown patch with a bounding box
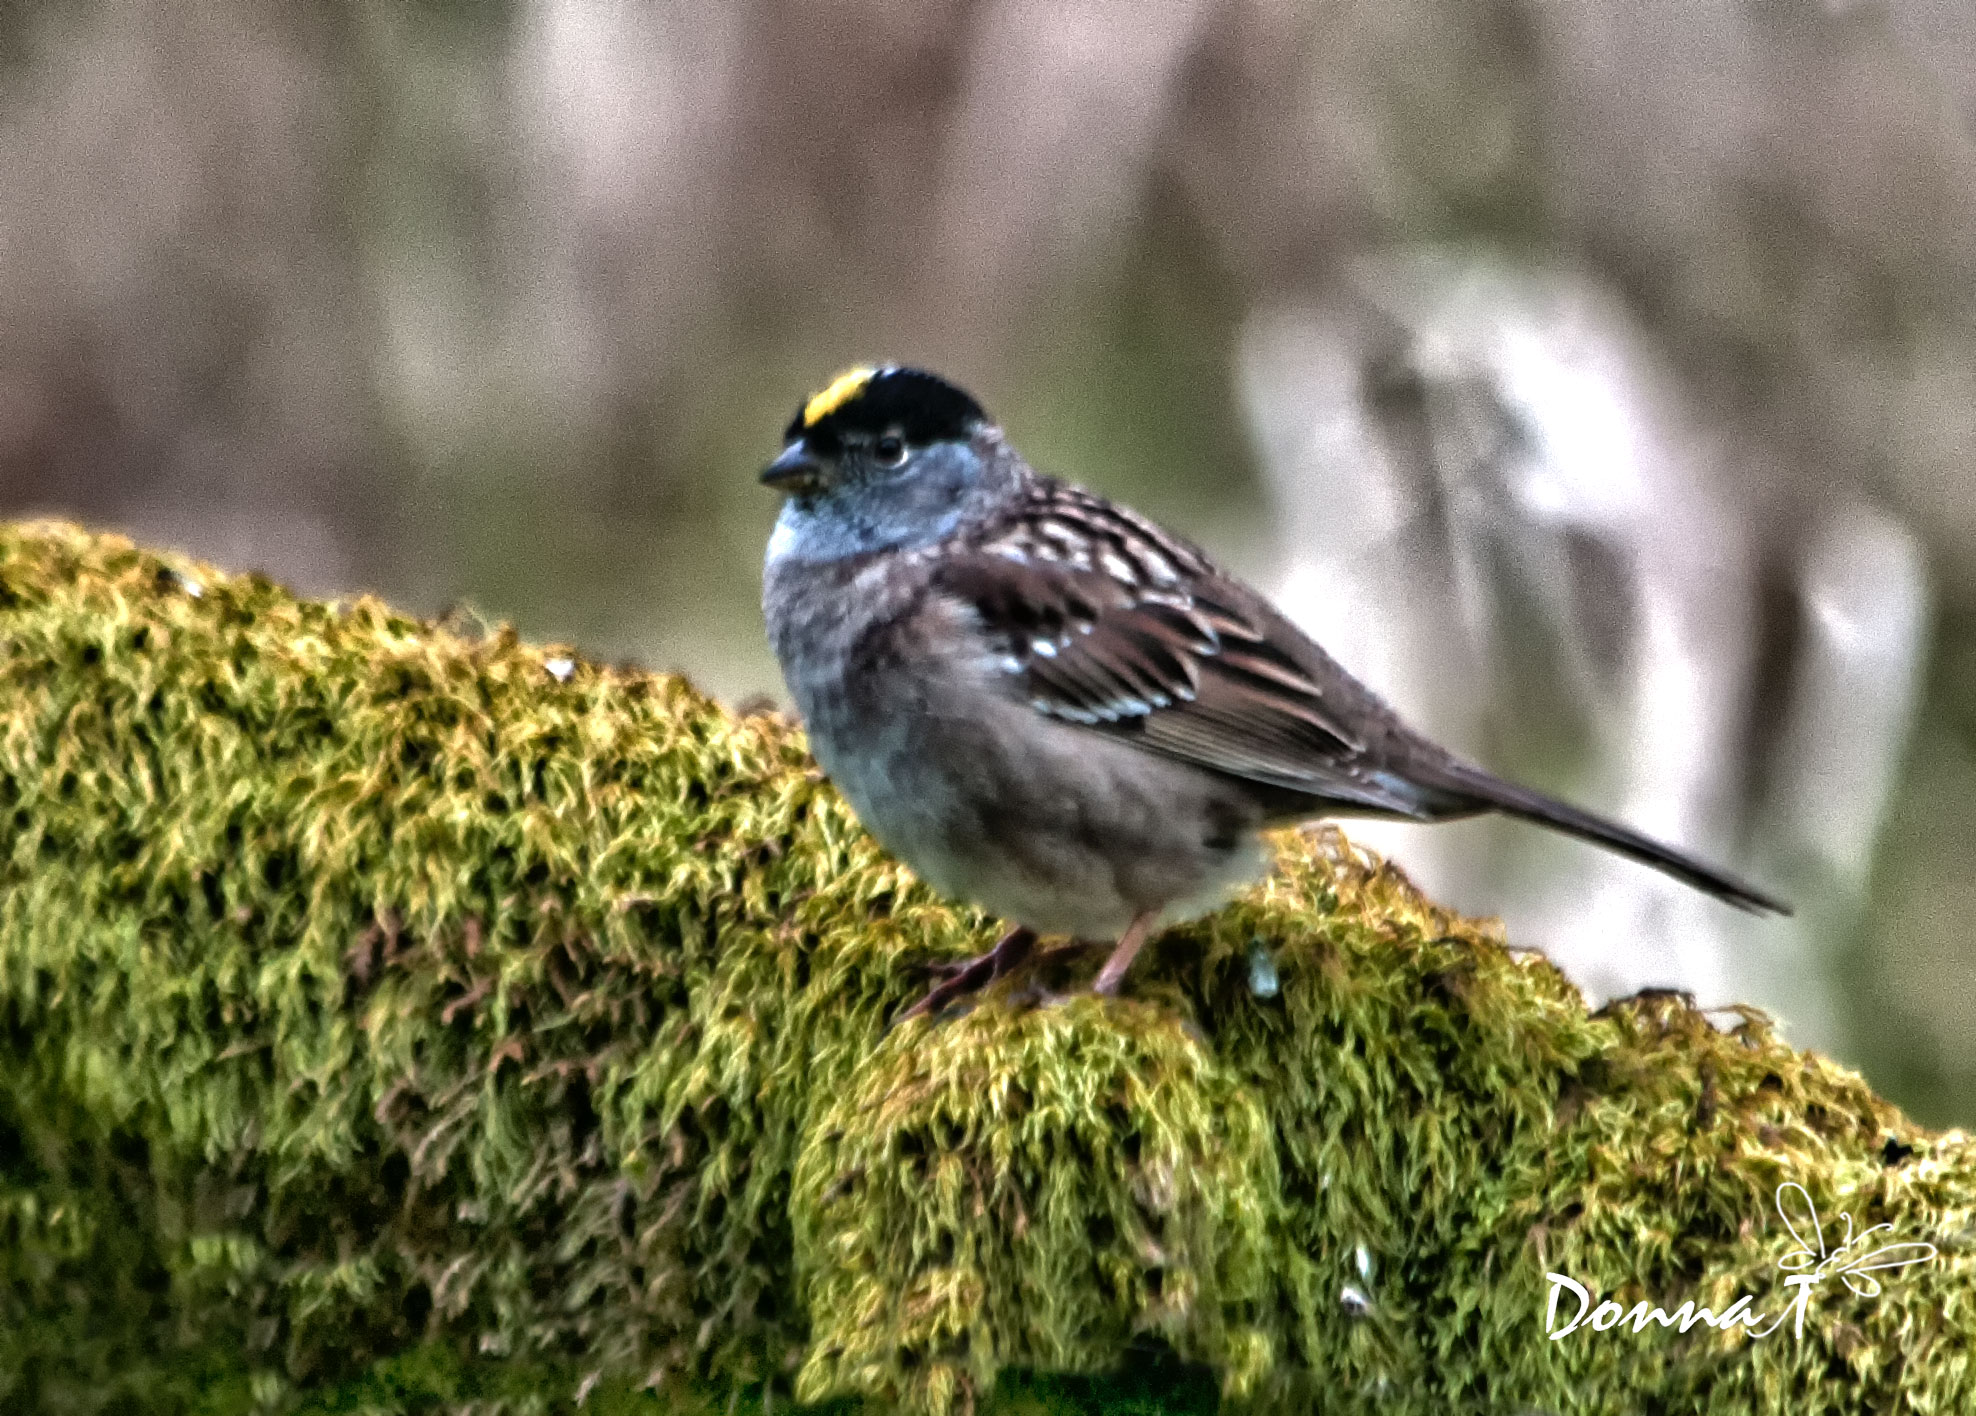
[802,366,878,428]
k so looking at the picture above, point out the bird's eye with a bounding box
[874,434,907,467]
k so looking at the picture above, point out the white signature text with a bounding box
[1544,1181,1935,1342]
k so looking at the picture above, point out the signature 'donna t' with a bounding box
[759,365,1789,1019]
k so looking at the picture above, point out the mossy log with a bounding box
[0,521,1969,1416]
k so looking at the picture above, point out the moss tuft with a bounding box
[0,521,1969,1415]
[795,1000,1277,1411]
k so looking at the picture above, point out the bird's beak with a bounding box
[761,440,826,493]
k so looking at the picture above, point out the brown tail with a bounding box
[1433,763,1790,915]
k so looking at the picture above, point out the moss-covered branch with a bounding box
[0,521,1968,1415]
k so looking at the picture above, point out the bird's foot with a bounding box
[916,957,974,981]
[1006,941,1103,1012]
[916,935,1084,981]
[897,925,1038,1023]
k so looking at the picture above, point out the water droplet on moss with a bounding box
[1247,938,1279,998]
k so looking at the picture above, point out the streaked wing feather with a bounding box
[932,482,1433,812]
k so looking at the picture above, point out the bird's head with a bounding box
[762,366,1013,561]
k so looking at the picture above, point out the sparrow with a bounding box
[759,365,1787,1018]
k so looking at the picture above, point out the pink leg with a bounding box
[897,925,1038,1022]
[1090,910,1160,997]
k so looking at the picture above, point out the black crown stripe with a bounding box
[785,366,988,454]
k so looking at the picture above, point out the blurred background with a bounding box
[1,0,1970,1125]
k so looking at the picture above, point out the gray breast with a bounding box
[765,544,1273,936]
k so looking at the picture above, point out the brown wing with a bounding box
[933,482,1438,815]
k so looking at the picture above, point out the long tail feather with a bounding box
[1433,763,1791,915]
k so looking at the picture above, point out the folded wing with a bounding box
[932,483,1444,818]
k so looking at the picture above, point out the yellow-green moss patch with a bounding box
[0,522,1968,1415]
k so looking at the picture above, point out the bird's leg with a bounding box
[1089,910,1160,997]
[917,957,975,980]
[918,929,1041,979]
[897,925,1038,1022]
[1005,939,1104,1010]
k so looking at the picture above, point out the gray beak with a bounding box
[761,440,825,493]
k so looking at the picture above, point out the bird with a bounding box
[758,365,1789,1019]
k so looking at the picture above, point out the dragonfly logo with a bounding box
[1544,1182,1937,1341]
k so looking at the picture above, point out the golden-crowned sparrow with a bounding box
[760,366,1787,1018]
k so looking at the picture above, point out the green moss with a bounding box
[0,520,1968,1415]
